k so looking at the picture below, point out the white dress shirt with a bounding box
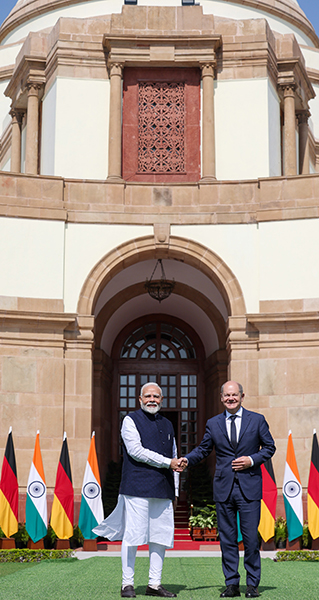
[225,407,253,466]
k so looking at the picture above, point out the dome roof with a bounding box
[1,0,318,47]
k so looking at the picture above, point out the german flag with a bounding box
[308,430,319,540]
[258,458,277,542]
[0,427,18,538]
[50,433,74,539]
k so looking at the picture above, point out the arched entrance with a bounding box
[112,315,205,459]
[84,236,246,479]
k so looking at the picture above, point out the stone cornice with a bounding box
[0,309,76,329]
[1,0,317,48]
[1,171,319,226]
[0,65,14,82]
[104,34,222,69]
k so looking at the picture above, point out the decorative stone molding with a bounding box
[1,0,317,48]
[154,223,170,246]
[2,171,319,224]
[0,309,76,348]
[246,312,319,349]
[77,235,246,317]
[104,34,221,70]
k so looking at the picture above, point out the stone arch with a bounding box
[77,235,246,317]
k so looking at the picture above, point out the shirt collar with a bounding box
[226,406,243,420]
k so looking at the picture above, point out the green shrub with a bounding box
[12,523,29,548]
[71,525,84,549]
[275,516,287,545]
[276,550,319,562]
[44,524,57,549]
[0,549,74,563]
[302,521,311,549]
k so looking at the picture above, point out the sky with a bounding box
[0,0,318,37]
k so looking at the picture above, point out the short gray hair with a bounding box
[140,382,163,397]
[221,382,243,396]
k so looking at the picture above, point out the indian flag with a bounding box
[78,432,104,539]
[26,431,47,543]
[283,431,303,542]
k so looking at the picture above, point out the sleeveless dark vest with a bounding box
[119,409,175,501]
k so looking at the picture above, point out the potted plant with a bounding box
[199,505,218,541]
[189,505,218,541]
[275,516,287,549]
[189,513,203,540]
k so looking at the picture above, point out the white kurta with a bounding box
[93,414,179,548]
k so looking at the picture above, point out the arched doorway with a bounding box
[112,315,205,458]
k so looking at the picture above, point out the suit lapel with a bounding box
[216,411,231,445]
[238,408,251,444]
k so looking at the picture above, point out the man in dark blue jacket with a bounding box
[179,381,275,598]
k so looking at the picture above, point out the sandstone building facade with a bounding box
[1,0,319,517]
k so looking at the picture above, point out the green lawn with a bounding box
[0,556,318,600]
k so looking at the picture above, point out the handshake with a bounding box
[170,457,188,472]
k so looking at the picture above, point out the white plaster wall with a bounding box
[201,0,314,47]
[1,1,122,45]
[309,83,319,140]
[268,81,281,177]
[1,0,314,48]
[0,42,22,65]
[0,155,10,171]
[215,78,275,180]
[41,81,57,176]
[0,80,11,134]
[0,217,64,299]
[171,224,260,313]
[172,220,319,311]
[51,77,109,179]
[64,223,153,312]
[301,46,319,71]
[259,219,319,301]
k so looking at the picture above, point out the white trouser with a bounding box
[121,540,166,588]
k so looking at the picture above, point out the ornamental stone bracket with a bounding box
[277,57,315,112]
[4,32,47,110]
[103,34,222,70]
[154,222,170,247]
[64,315,95,348]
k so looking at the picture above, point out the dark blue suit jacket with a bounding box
[185,408,276,502]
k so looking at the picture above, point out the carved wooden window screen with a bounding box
[138,82,186,173]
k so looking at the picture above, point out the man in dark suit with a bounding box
[178,381,276,598]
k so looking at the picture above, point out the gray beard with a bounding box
[141,402,162,415]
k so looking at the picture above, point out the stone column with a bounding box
[283,84,297,176]
[201,63,216,181]
[298,111,310,175]
[10,109,23,173]
[25,83,41,175]
[108,63,123,181]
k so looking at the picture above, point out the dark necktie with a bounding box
[230,415,237,450]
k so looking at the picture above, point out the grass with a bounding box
[0,556,318,599]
